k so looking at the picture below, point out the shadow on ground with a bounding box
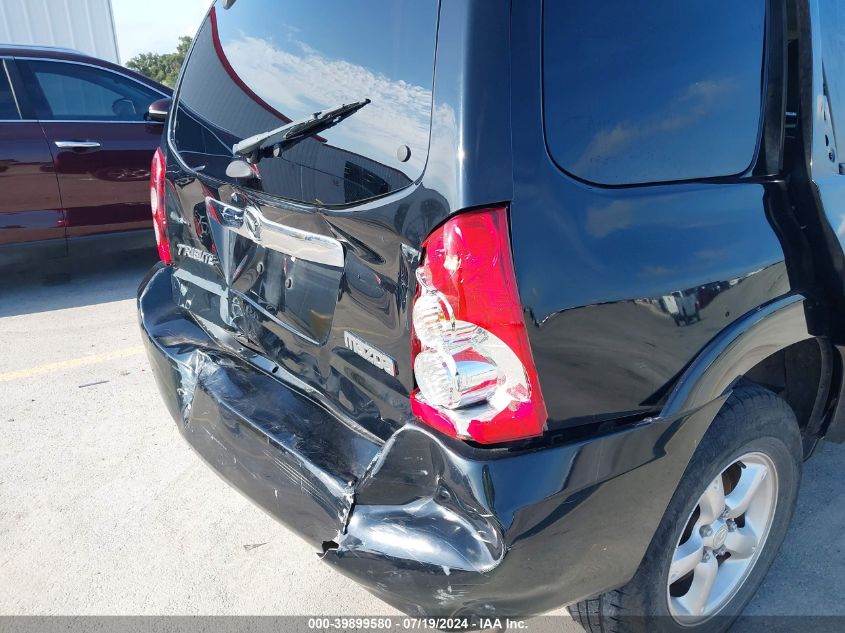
[0,249,158,317]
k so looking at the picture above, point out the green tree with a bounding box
[126,36,192,88]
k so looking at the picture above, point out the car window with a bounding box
[0,63,19,119]
[22,60,159,122]
[171,0,438,207]
[542,0,766,185]
[819,0,845,146]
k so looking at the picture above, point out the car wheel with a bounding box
[568,384,802,633]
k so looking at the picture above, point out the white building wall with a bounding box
[0,0,120,63]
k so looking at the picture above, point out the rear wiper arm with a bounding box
[232,98,371,163]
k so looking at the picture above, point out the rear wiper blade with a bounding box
[232,98,371,163]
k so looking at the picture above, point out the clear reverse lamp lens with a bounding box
[412,285,512,413]
[414,350,498,409]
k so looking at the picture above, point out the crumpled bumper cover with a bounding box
[138,264,722,617]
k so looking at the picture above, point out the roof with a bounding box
[0,43,85,56]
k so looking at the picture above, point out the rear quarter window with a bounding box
[543,0,766,185]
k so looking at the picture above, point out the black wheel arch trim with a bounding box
[660,294,813,420]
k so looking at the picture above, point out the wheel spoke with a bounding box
[698,475,726,524]
[725,463,767,519]
[724,525,759,559]
[677,555,719,617]
[670,536,704,582]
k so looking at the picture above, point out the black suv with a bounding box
[138,1,845,630]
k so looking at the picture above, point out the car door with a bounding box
[16,57,166,239]
[0,57,65,257]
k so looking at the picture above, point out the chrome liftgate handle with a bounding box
[204,197,345,268]
[54,141,101,149]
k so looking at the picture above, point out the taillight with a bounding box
[410,207,548,444]
[150,147,172,264]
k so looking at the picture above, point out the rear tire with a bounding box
[568,384,802,633]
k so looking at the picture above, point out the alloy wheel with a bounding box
[667,452,778,624]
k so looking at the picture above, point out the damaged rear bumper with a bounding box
[138,264,721,617]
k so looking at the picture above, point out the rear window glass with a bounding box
[172,0,437,207]
[543,0,766,185]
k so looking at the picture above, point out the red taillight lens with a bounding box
[410,207,548,444]
[150,147,172,265]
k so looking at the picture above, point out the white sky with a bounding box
[111,0,211,64]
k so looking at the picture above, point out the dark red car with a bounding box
[0,44,171,266]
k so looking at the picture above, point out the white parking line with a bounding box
[0,346,145,383]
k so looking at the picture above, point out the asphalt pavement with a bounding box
[0,251,842,630]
